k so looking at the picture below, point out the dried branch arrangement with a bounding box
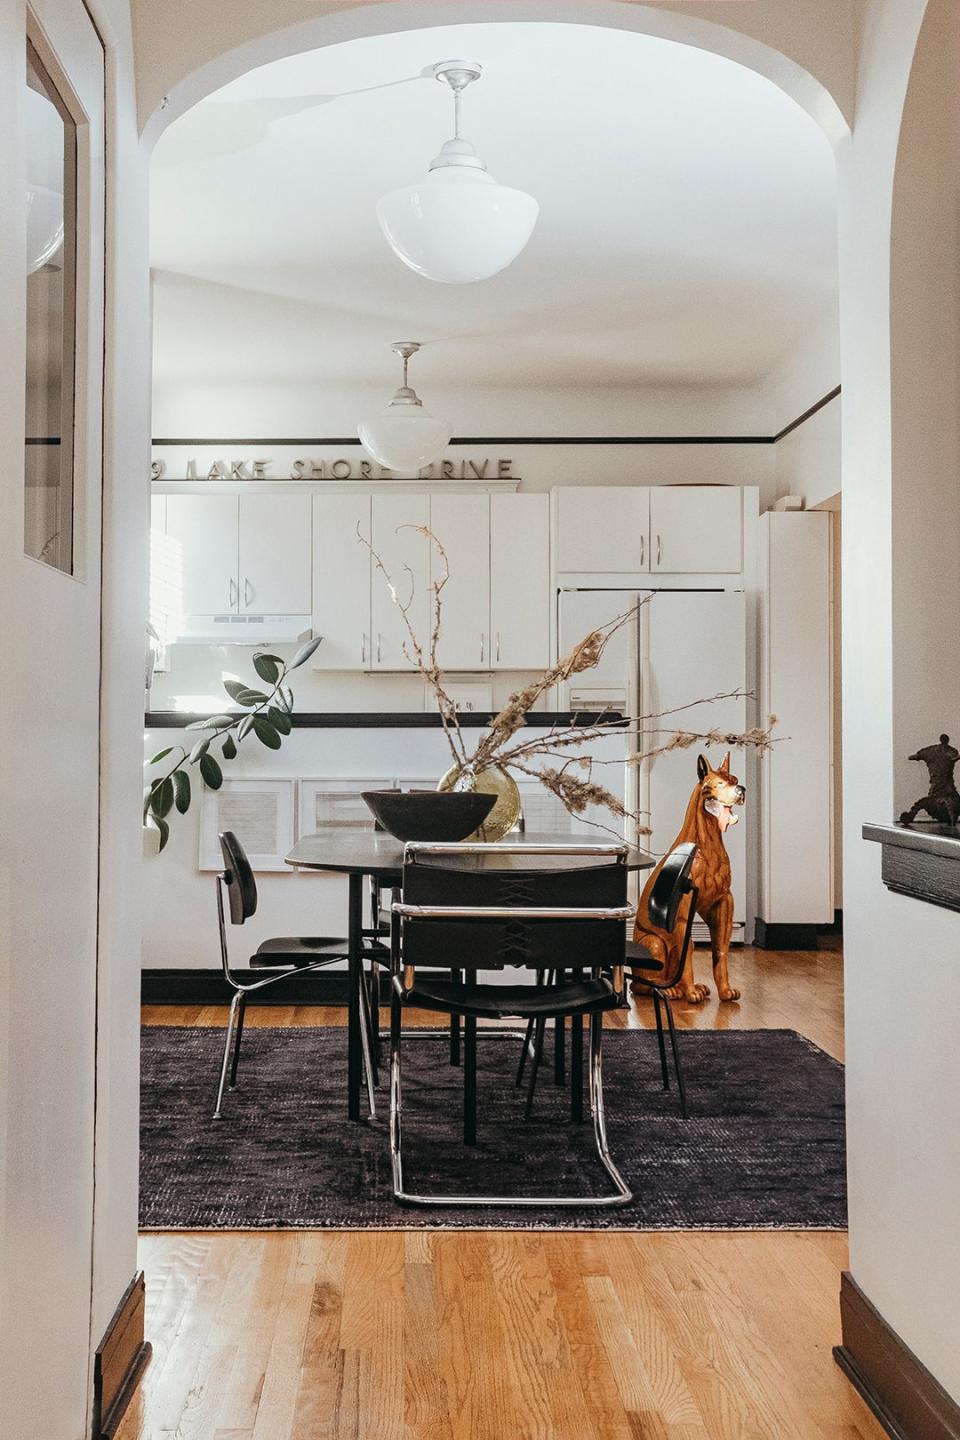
[365,525,776,839]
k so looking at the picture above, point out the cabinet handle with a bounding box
[656,534,662,567]
[480,633,485,665]
[361,633,367,665]
[376,633,382,664]
[229,577,238,608]
[496,631,501,663]
[640,534,645,568]
[244,577,253,607]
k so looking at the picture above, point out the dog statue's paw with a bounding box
[663,983,709,1004]
[718,986,741,1002]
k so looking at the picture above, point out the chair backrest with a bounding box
[647,842,697,932]
[219,831,258,924]
[397,842,632,974]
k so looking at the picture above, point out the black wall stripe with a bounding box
[151,386,841,451]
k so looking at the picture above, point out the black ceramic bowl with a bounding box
[361,789,496,842]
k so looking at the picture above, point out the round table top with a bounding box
[285,828,655,880]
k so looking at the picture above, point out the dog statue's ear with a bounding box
[720,751,731,774]
[697,753,709,781]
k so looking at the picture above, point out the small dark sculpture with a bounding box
[899,734,960,827]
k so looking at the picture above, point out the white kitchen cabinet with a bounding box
[555,486,650,573]
[370,494,431,670]
[239,493,312,614]
[491,493,551,669]
[649,486,742,574]
[313,493,372,670]
[430,493,490,669]
[164,493,239,616]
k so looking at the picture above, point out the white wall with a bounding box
[767,315,841,508]
[839,0,960,1404]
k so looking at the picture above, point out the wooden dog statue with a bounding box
[632,752,745,1003]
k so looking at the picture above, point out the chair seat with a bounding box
[250,936,350,969]
[395,974,622,1019]
[625,939,664,973]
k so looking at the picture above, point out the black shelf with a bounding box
[145,710,625,730]
[863,821,960,912]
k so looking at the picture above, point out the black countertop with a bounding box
[145,711,626,730]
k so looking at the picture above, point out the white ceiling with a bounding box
[150,21,838,399]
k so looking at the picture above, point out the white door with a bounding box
[313,492,371,669]
[649,486,742,574]
[641,590,747,927]
[165,493,238,615]
[3,3,106,1432]
[240,493,311,615]
[557,588,641,710]
[430,493,490,669]
[555,486,650,573]
[491,493,550,669]
[370,494,430,670]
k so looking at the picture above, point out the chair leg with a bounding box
[524,1015,548,1119]
[586,1010,630,1201]
[652,991,670,1090]
[213,992,241,1120]
[464,1014,478,1147]
[516,969,546,1086]
[570,1012,584,1122]
[229,993,247,1089]
[369,960,382,1068]
[662,996,688,1118]
[449,969,461,1066]
[389,987,406,1199]
[554,1013,566,1086]
[358,967,377,1120]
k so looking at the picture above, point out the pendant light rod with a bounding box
[390,341,422,400]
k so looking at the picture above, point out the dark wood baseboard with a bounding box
[142,967,358,1005]
[834,1272,960,1440]
[93,1272,151,1439]
[753,918,819,950]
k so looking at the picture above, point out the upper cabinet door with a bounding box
[370,494,431,670]
[555,487,650,573]
[164,494,239,615]
[491,493,551,669]
[649,486,742,574]
[239,493,312,614]
[430,493,490,669]
[313,493,371,670]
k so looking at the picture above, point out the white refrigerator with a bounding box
[557,587,749,940]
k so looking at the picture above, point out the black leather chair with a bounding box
[213,830,379,1119]
[388,841,635,1208]
[626,841,699,1117]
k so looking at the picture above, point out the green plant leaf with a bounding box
[222,734,237,760]
[222,679,250,704]
[190,739,213,766]
[172,769,191,814]
[237,713,254,741]
[268,705,292,736]
[151,815,170,852]
[199,753,223,789]
[253,654,281,685]
[151,777,175,819]
[185,716,219,731]
[148,747,173,764]
[252,715,282,749]
[290,634,322,669]
[238,688,268,706]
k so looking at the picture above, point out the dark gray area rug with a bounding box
[140,1026,846,1231]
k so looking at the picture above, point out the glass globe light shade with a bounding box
[377,142,538,285]
[25,88,64,275]
[357,388,451,473]
[26,184,64,275]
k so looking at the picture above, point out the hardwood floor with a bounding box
[123,940,880,1440]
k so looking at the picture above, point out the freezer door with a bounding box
[640,590,748,931]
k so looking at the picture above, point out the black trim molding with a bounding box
[835,1271,960,1440]
[93,1273,151,1440]
[145,710,623,730]
[753,919,820,951]
[150,387,840,452]
[143,968,358,1005]
[863,822,960,913]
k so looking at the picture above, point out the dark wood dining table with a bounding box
[285,828,655,1121]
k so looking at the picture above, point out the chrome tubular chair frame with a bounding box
[388,841,635,1208]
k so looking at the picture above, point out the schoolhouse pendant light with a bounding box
[357,341,450,472]
[377,60,539,285]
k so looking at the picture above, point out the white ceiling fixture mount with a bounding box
[357,341,451,472]
[377,60,539,285]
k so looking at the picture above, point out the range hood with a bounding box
[166,614,315,646]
